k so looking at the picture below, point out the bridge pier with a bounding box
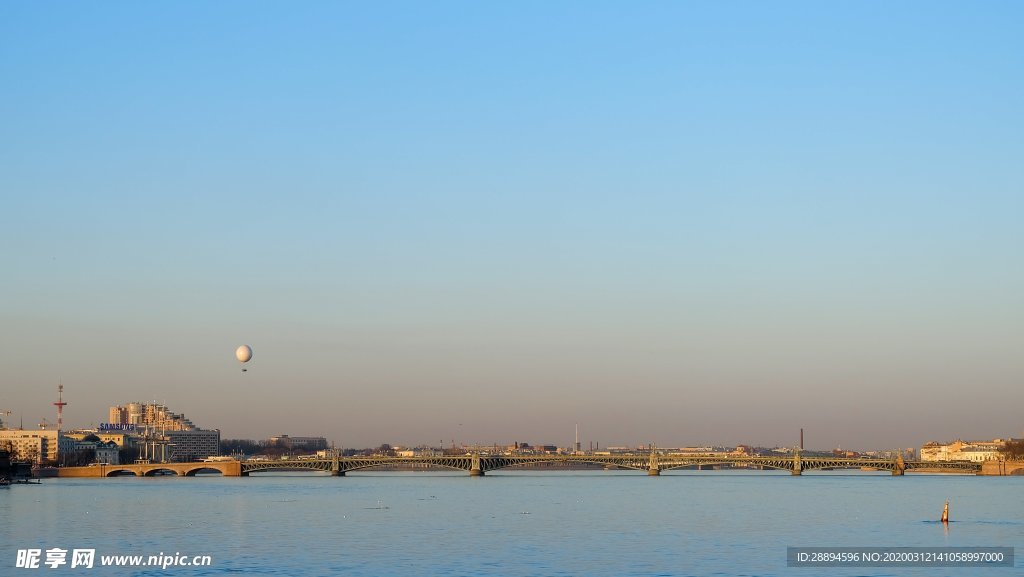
[647,450,660,476]
[469,454,484,476]
[647,467,660,476]
[792,450,802,475]
[892,455,905,476]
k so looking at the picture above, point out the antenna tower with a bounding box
[54,383,68,431]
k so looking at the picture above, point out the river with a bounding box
[2,470,1021,576]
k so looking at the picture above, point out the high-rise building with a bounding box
[107,402,197,431]
[106,402,220,461]
[108,406,127,425]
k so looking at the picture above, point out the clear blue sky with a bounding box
[2,2,1021,450]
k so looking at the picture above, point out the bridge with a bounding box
[57,452,987,478]
[59,460,243,478]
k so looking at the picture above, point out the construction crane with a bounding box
[38,418,53,430]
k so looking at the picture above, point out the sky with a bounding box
[1,2,1022,451]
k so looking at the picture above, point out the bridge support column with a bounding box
[648,449,660,476]
[892,455,905,476]
[792,450,802,476]
[469,454,484,476]
[330,456,344,476]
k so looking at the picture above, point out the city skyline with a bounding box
[3,3,1022,450]
[2,385,1018,453]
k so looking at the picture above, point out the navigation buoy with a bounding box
[941,499,949,523]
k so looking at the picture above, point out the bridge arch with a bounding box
[143,468,182,477]
[481,456,648,473]
[104,469,138,477]
[184,467,225,476]
[661,461,796,473]
[799,464,891,473]
[752,464,796,472]
[343,462,468,474]
[988,461,1024,476]
[243,465,333,475]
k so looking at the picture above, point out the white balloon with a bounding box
[235,345,253,363]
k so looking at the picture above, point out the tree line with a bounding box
[220,439,396,457]
[999,439,1024,460]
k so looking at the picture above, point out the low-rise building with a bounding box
[94,441,120,464]
[0,429,76,464]
[72,438,121,465]
[920,439,1006,462]
[65,430,138,448]
[395,446,443,457]
[168,429,221,461]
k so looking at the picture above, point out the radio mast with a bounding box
[54,383,68,431]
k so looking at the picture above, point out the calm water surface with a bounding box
[2,470,1021,576]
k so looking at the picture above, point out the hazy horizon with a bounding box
[2,3,1022,451]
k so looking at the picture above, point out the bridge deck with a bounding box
[57,454,986,478]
